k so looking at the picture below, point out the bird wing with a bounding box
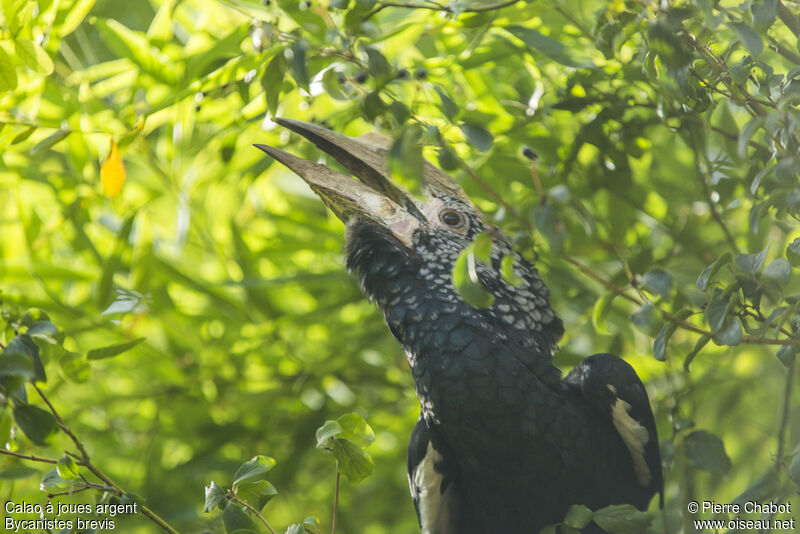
[407,417,462,534]
[563,353,664,506]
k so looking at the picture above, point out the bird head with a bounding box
[257,119,563,373]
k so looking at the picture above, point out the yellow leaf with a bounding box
[101,141,126,197]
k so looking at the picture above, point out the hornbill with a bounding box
[257,119,663,534]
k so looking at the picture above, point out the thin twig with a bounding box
[0,449,59,464]
[778,2,800,37]
[775,357,796,468]
[767,35,800,65]
[366,0,522,19]
[32,385,181,534]
[694,150,741,255]
[455,154,535,234]
[331,472,341,534]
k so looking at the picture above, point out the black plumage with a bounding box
[257,119,663,534]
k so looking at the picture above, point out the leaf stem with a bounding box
[331,472,340,534]
[234,496,278,534]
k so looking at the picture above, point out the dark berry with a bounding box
[396,68,409,79]
[336,73,345,84]
[522,147,538,161]
[354,71,368,84]
[414,68,427,79]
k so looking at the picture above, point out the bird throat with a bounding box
[345,221,565,423]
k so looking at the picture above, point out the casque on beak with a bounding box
[256,118,482,248]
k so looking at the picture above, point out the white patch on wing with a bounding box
[410,442,453,534]
[610,397,652,486]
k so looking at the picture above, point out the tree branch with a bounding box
[0,449,59,464]
[778,1,800,37]
[366,0,522,19]
[31,385,181,534]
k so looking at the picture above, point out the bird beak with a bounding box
[256,118,427,248]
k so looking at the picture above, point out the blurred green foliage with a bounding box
[2,0,800,533]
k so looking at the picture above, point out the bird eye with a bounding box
[439,209,466,230]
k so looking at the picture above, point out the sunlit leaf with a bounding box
[0,43,17,90]
[100,141,127,197]
[87,337,145,360]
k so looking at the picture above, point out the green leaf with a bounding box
[459,122,493,152]
[684,430,731,474]
[653,310,692,361]
[29,129,71,156]
[316,420,344,448]
[302,516,321,534]
[58,0,97,37]
[87,337,145,360]
[538,525,558,534]
[592,504,652,534]
[631,302,659,336]
[59,350,90,383]
[500,254,524,287]
[729,22,764,56]
[505,26,593,68]
[336,413,375,448]
[0,338,36,379]
[204,481,227,512]
[592,292,616,335]
[11,125,35,144]
[437,144,459,171]
[389,125,424,188]
[705,289,729,333]
[762,258,791,284]
[452,249,495,309]
[237,479,278,511]
[14,39,54,75]
[0,45,18,91]
[735,246,769,273]
[321,68,349,101]
[684,334,711,372]
[365,47,392,86]
[57,454,80,480]
[262,52,287,116]
[93,18,178,84]
[222,501,257,533]
[435,86,459,121]
[752,0,779,31]
[642,268,673,298]
[563,504,593,529]
[788,239,800,267]
[714,317,742,346]
[777,344,795,367]
[362,91,386,121]
[289,41,309,89]
[233,455,277,488]
[0,465,39,480]
[13,404,58,445]
[332,438,374,484]
[40,468,74,492]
